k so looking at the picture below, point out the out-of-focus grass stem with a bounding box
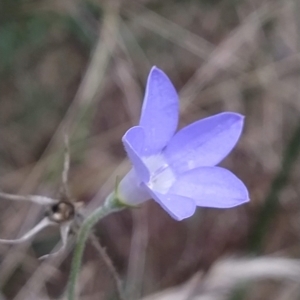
[248,121,300,253]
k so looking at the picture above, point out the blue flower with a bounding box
[117,66,249,220]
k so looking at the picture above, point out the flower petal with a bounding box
[164,112,244,174]
[139,66,179,155]
[169,167,249,208]
[122,126,150,183]
[0,217,56,244]
[143,184,196,220]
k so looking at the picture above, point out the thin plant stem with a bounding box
[0,191,57,205]
[89,233,125,300]
[248,120,300,253]
[62,134,71,199]
[67,195,123,300]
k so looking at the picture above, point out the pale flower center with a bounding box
[118,154,176,205]
[143,154,176,194]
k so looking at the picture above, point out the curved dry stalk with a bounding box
[0,192,58,205]
[39,221,72,260]
[0,218,57,244]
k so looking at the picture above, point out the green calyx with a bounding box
[105,177,139,209]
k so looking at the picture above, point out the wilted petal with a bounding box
[164,113,244,174]
[144,185,196,220]
[39,222,71,260]
[0,217,56,244]
[169,167,249,208]
[122,126,150,183]
[139,67,179,155]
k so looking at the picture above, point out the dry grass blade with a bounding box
[124,4,213,60]
[0,192,57,205]
[13,237,75,300]
[61,134,71,199]
[89,233,125,300]
[140,257,300,300]
[125,208,149,300]
[18,1,121,195]
[192,52,300,110]
[0,218,56,244]
[118,20,152,75]
[180,2,282,111]
[204,257,300,290]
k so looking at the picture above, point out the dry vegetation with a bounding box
[0,0,300,299]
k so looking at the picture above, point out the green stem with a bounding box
[67,193,123,300]
[248,120,300,253]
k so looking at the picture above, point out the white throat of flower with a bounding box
[118,153,176,205]
[144,154,175,193]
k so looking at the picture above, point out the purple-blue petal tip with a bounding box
[164,111,246,174]
[170,166,249,209]
[139,66,179,155]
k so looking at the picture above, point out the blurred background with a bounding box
[0,0,300,299]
